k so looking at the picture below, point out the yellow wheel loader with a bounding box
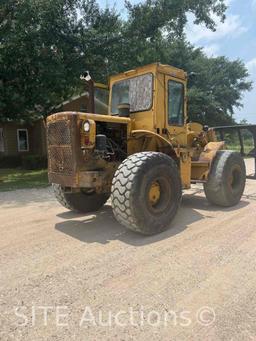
[47,63,246,235]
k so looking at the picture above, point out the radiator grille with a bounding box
[48,146,73,175]
[47,120,74,175]
[47,120,71,146]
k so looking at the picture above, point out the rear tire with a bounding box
[111,152,182,235]
[203,151,246,207]
[52,184,109,213]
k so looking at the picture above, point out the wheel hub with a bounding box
[148,181,161,206]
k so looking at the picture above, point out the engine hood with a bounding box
[47,111,131,125]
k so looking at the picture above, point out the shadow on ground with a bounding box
[55,193,249,246]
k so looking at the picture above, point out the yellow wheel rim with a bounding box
[148,181,161,206]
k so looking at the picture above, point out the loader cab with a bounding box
[109,63,188,146]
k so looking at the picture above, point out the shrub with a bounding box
[0,156,22,168]
[22,155,47,170]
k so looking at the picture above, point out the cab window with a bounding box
[111,73,153,114]
[168,81,184,126]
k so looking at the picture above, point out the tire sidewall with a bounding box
[205,151,246,207]
[52,183,109,213]
[221,153,246,205]
[130,154,181,234]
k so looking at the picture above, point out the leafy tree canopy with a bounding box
[0,0,84,121]
[125,0,227,38]
[0,0,252,126]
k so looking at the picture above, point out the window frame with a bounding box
[17,129,29,152]
[167,80,185,127]
[110,73,154,115]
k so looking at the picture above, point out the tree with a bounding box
[113,30,252,126]
[186,54,252,126]
[0,0,252,127]
[0,0,115,121]
[125,0,227,39]
[0,0,83,121]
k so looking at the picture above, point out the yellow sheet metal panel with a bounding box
[179,152,192,189]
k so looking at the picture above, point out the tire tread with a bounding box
[111,152,181,234]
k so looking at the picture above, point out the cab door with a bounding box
[165,76,187,146]
[165,76,191,188]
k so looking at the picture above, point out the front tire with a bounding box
[203,151,246,207]
[52,184,109,213]
[111,152,182,235]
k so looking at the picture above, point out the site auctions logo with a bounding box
[13,305,216,328]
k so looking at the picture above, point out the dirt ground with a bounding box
[0,159,256,341]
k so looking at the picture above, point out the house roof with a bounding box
[54,91,108,113]
[54,91,89,110]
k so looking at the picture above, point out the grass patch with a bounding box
[227,144,254,155]
[0,168,49,192]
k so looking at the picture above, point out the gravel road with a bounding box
[0,159,256,341]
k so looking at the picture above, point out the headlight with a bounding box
[83,121,90,133]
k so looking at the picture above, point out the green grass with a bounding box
[0,168,49,192]
[227,144,254,155]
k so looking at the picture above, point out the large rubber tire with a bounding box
[203,151,246,207]
[111,152,182,235]
[52,184,109,213]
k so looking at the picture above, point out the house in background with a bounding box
[54,90,109,114]
[0,119,47,159]
[0,88,109,163]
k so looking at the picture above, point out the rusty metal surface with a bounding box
[47,111,131,125]
[189,142,225,182]
[48,146,74,175]
[47,118,74,176]
[199,141,225,162]
[47,112,123,190]
[47,120,72,145]
[47,114,80,186]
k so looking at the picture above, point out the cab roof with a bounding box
[109,63,187,83]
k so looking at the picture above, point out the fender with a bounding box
[199,141,225,164]
[128,130,178,160]
[191,141,226,181]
